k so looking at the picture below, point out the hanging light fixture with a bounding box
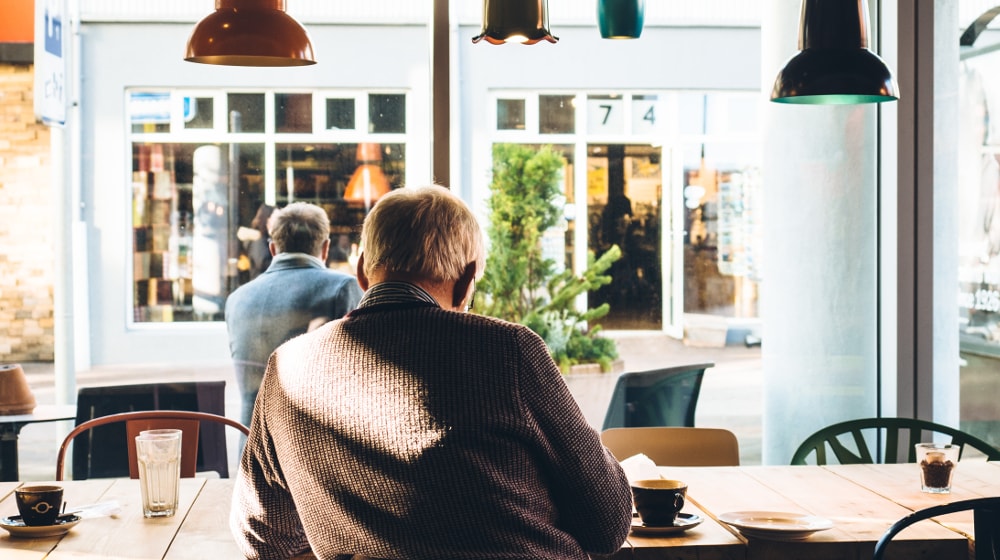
[472,0,558,45]
[771,0,898,105]
[185,0,316,67]
[597,0,644,40]
[344,143,391,212]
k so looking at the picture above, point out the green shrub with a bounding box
[478,143,620,373]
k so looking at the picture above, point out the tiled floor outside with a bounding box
[13,332,762,481]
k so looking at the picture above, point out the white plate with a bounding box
[718,511,832,541]
[630,512,703,536]
[0,514,81,538]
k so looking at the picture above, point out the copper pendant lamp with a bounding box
[597,0,644,40]
[185,0,316,67]
[472,0,558,45]
[344,143,391,211]
[771,0,898,105]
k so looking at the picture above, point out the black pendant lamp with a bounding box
[186,0,316,67]
[598,0,644,40]
[472,0,558,45]
[771,0,898,104]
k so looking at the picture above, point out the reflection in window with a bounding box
[497,99,526,130]
[275,93,313,133]
[131,142,265,322]
[540,95,575,134]
[369,94,406,133]
[326,98,355,130]
[682,142,761,318]
[129,92,171,134]
[184,97,214,129]
[228,93,266,133]
[128,88,410,324]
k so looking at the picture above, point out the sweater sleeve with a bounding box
[230,355,312,559]
[512,327,633,555]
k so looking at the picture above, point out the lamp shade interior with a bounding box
[472,0,558,45]
[185,0,315,67]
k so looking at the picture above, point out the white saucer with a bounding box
[630,512,703,536]
[0,514,81,538]
[718,511,833,541]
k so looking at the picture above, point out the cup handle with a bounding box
[674,494,685,512]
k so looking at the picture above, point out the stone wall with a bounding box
[0,63,54,362]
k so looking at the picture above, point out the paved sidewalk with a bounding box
[12,332,762,481]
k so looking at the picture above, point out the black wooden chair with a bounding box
[872,496,1000,560]
[790,417,1000,465]
[70,381,232,479]
[601,363,713,430]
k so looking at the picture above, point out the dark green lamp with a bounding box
[598,0,645,39]
[771,0,898,104]
[472,0,558,45]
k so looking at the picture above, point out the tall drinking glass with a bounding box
[135,429,182,518]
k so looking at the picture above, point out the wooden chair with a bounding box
[601,363,713,430]
[872,496,1000,560]
[601,427,741,466]
[55,410,249,481]
[790,417,1000,466]
[72,381,229,479]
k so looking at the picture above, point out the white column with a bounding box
[760,0,880,464]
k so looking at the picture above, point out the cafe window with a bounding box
[127,89,409,324]
[488,90,760,333]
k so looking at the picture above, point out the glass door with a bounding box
[587,143,664,330]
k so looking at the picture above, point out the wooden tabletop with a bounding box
[612,462,1000,560]
[0,463,996,559]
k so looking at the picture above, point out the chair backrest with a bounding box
[71,381,230,479]
[872,496,1000,560]
[790,417,1000,465]
[601,363,713,430]
[56,410,250,481]
[601,427,740,466]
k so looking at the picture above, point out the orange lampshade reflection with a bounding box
[343,143,391,209]
[185,0,316,67]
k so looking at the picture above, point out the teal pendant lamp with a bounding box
[472,0,558,45]
[771,0,898,104]
[186,0,316,66]
[598,0,644,39]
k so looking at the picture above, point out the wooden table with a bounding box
[0,405,76,482]
[0,464,996,559]
[612,462,1000,560]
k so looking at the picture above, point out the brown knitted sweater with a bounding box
[230,297,633,559]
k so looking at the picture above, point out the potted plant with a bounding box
[477,143,622,374]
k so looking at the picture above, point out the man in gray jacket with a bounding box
[225,202,363,427]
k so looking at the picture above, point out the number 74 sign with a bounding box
[586,96,662,135]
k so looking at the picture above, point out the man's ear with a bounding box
[269,240,278,257]
[319,238,331,262]
[452,262,477,310]
[356,253,370,291]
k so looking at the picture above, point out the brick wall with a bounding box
[0,63,54,362]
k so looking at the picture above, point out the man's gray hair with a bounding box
[269,202,330,256]
[361,185,484,283]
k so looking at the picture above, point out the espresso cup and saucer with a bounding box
[629,479,703,536]
[0,485,82,538]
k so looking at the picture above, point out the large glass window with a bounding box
[958,54,1000,448]
[490,91,760,333]
[128,89,408,323]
